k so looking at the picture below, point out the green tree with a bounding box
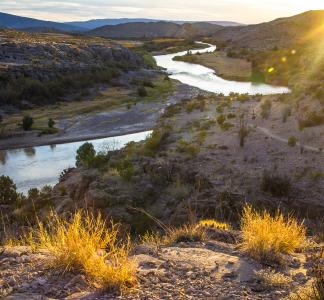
[75,142,96,167]
[0,176,18,205]
[48,118,55,128]
[22,115,34,130]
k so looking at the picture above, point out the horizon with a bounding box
[0,1,323,24]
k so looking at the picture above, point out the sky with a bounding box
[0,0,323,24]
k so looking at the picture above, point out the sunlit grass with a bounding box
[25,210,136,291]
[241,205,307,263]
[197,219,231,230]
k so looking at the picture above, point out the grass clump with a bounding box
[176,139,200,156]
[26,210,136,291]
[241,205,307,264]
[166,224,207,244]
[288,136,298,147]
[261,172,291,197]
[197,219,231,230]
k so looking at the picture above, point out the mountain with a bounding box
[89,21,223,39]
[214,10,324,49]
[67,18,242,30]
[66,18,161,29]
[0,12,83,32]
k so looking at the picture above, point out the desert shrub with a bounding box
[0,175,18,205]
[25,210,135,290]
[142,129,169,156]
[227,113,236,119]
[75,142,96,167]
[137,86,148,97]
[116,160,134,181]
[48,118,55,128]
[217,114,226,126]
[167,179,190,201]
[241,205,307,263]
[176,139,199,156]
[21,115,34,130]
[196,130,207,145]
[260,99,272,119]
[164,104,182,118]
[299,111,324,128]
[220,122,234,130]
[197,219,230,230]
[288,136,298,147]
[261,172,291,197]
[282,106,291,123]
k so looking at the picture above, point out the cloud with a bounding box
[0,0,323,23]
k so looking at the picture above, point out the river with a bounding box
[0,42,289,193]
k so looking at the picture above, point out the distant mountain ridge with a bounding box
[67,18,242,29]
[89,21,224,39]
[0,12,83,32]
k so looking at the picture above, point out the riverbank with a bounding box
[0,82,205,150]
[173,50,252,82]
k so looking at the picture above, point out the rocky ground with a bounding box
[0,235,317,300]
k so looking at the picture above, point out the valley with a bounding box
[0,8,323,300]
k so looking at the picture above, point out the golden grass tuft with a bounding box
[26,210,136,291]
[166,224,207,244]
[197,219,231,230]
[241,205,307,263]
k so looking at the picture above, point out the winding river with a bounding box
[0,43,289,193]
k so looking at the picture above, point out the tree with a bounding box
[75,142,96,167]
[0,175,18,205]
[22,115,33,130]
[48,118,55,128]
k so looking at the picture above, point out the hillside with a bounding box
[214,10,324,49]
[0,12,83,32]
[90,21,223,39]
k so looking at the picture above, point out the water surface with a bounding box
[154,43,290,95]
[0,131,152,193]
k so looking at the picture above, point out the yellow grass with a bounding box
[26,210,136,290]
[166,224,207,244]
[197,219,231,230]
[241,205,307,263]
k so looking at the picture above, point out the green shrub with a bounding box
[299,111,324,128]
[142,129,169,156]
[0,176,18,205]
[288,136,298,147]
[48,118,55,128]
[21,115,34,131]
[117,160,134,181]
[176,139,199,156]
[76,142,96,167]
[137,86,148,97]
[217,114,226,126]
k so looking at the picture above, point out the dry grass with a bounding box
[241,205,307,263]
[165,224,207,244]
[25,210,136,291]
[197,219,231,230]
[254,269,292,288]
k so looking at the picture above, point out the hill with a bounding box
[67,18,242,30]
[0,12,83,32]
[89,21,223,39]
[214,10,324,49]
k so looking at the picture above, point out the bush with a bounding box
[22,115,34,130]
[217,114,226,126]
[197,219,230,230]
[176,139,199,156]
[241,205,307,263]
[137,86,148,97]
[288,136,298,147]
[260,99,272,119]
[117,160,134,181]
[261,172,291,197]
[142,129,168,156]
[48,118,55,128]
[75,142,96,167]
[0,176,18,205]
[26,210,136,290]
